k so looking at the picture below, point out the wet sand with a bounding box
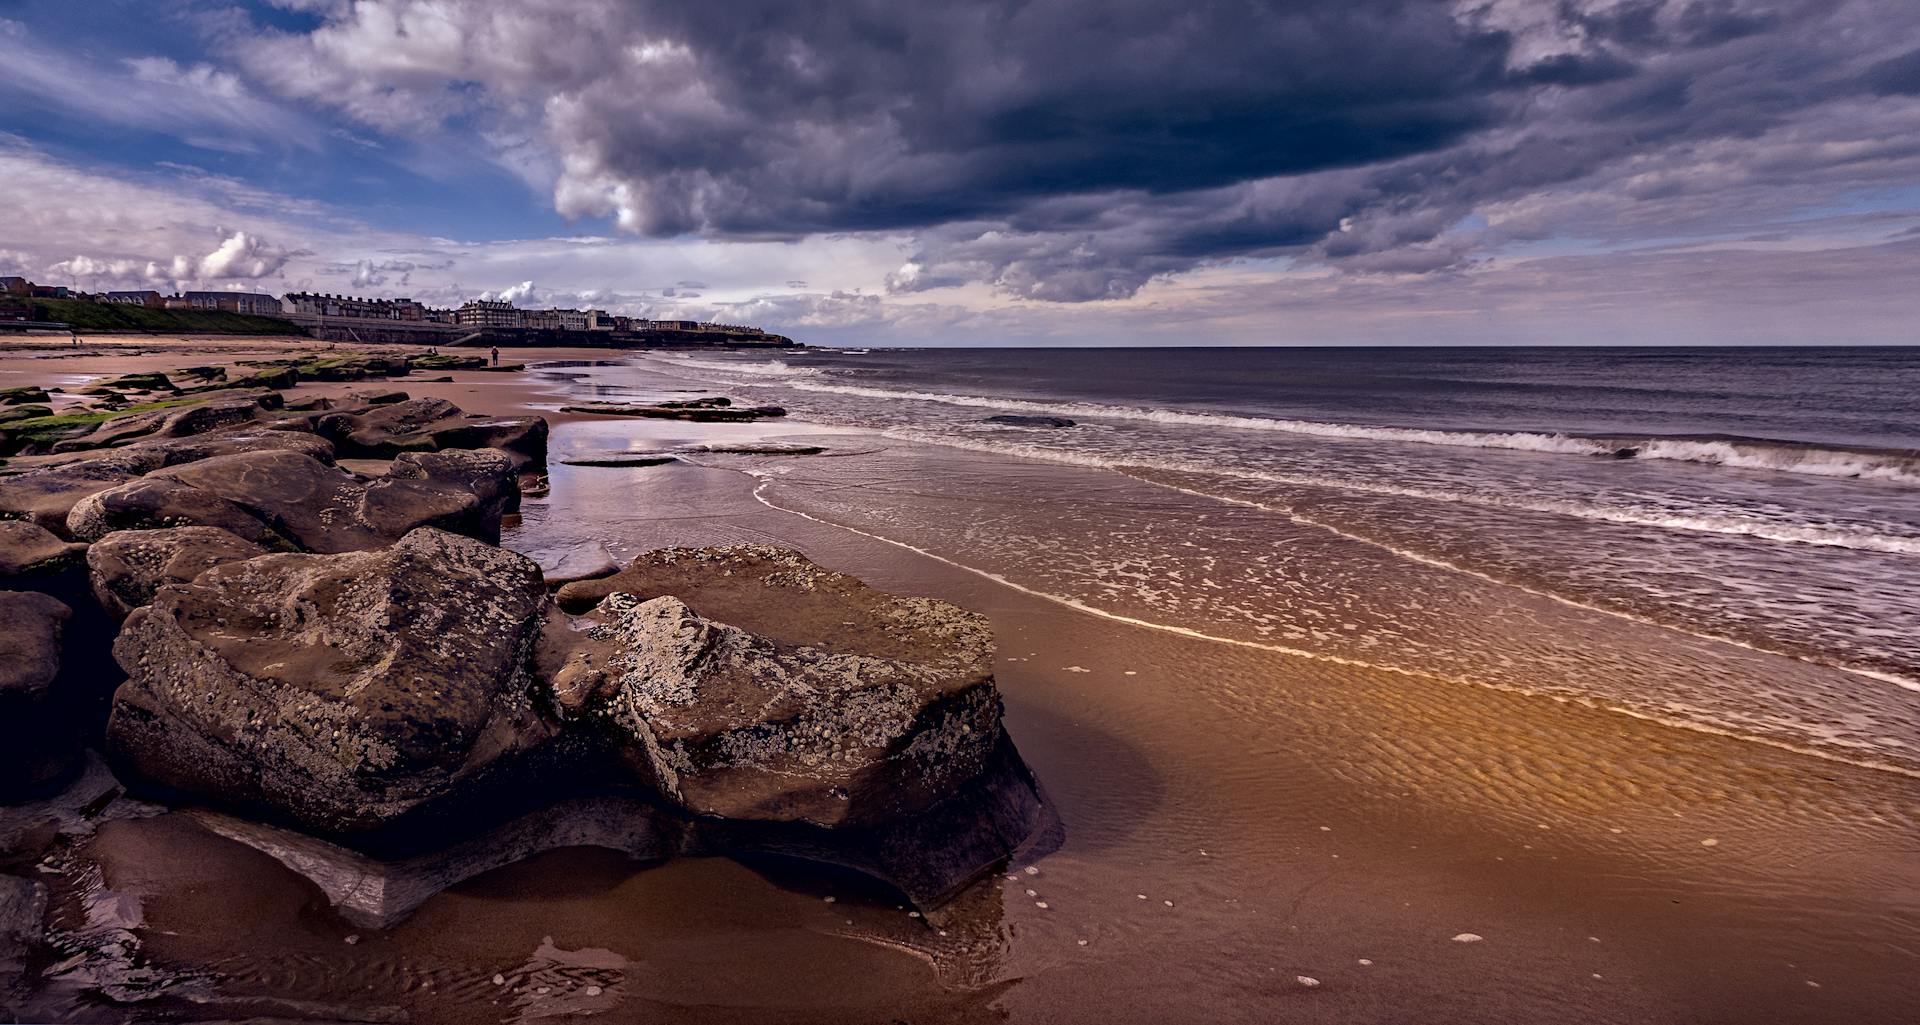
[6,345,1917,1023]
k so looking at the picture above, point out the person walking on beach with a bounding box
[490,346,499,366]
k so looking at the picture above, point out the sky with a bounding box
[1,0,1918,347]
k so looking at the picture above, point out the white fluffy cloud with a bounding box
[196,231,292,279]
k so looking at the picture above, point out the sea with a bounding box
[532,346,1920,776]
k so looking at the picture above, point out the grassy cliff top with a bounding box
[29,298,305,336]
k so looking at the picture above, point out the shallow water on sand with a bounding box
[487,358,1920,1022]
[19,353,1916,1024]
[606,349,1920,765]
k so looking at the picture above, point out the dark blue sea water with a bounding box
[546,346,1920,771]
[752,346,1920,451]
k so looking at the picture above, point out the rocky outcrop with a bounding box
[0,386,51,405]
[386,447,521,522]
[98,534,1049,914]
[145,450,505,552]
[97,373,173,394]
[66,477,289,546]
[85,527,267,620]
[985,414,1076,427]
[546,547,1001,828]
[0,431,335,536]
[122,429,338,473]
[0,591,75,799]
[560,454,679,467]
[0,460,143,535]
[106,528,556,842]
[559,402,787,422]
[0,520,88,584]
[49,392,283,453]
[315,398,548,470]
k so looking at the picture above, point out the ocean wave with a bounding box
[640,354,824,378]
[783,381,1920,485]
[878,429,1920,556]
[748,477,1920,779]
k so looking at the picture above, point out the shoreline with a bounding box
[508,354,1920,1022]
[3,337,1916,1023]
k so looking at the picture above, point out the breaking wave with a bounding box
[785,381,1920,485]
[878,428,1920,556]
[640,354,824,379]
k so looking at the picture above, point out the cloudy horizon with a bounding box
[3,0,1918,346]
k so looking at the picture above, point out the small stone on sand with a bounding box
[1036,901,1049,909]
[1064,665,1091,673]
[1700,838,1719,847]
[1025,866,1039,875]
[823,896,836,903]
[1452,933,1484,943]
[1078,939,1089,946]
[585,985,603,996]
[492,974,506,986]
[1297,976,1320,987]
[1358,958,1373,966]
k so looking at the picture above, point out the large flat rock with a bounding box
[0,431,335,537]
[107,528,556,841]
[86,527,268,620]
[548,546,1002,828]
[146,449,502,552]
[316,398,549,470]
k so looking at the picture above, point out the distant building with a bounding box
[1,276,29,296]
[584,309,615,330]
[282,292,440,321]
[182,291,280,316]
[103,290,165,308]
[453,299,521,328]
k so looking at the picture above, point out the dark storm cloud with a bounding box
[539,0,1516,235]
[1865,48,1920,95]
[239,0,1920,300]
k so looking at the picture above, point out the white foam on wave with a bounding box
[878,429,1920,557]
[745,476,1920,780]
[781,380,1920,485]
[639,353,824,379]
[1133,472,1920,697]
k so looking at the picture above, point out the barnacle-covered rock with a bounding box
[548,546,1002,827]
[105,528,556,841]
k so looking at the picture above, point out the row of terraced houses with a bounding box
[5,275,761,332]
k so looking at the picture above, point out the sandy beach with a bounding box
[1,336,1915,1024]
